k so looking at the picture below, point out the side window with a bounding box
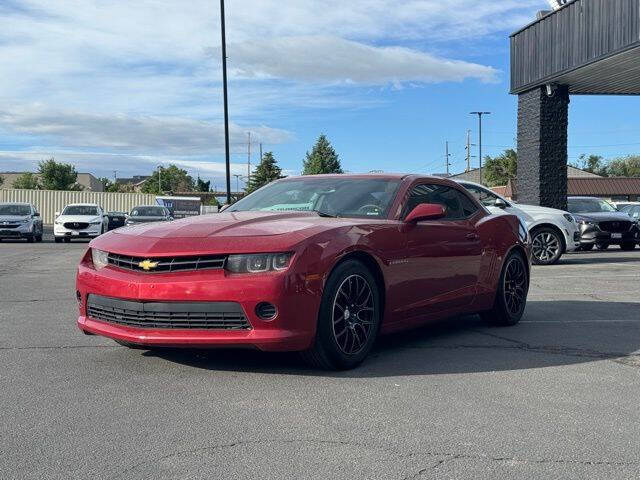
[404,184,477,220]
[464,184,500,207]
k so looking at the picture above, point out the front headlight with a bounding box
[20,219,30,224]
[579,219,595,226]
[225,253,292,273]
[91,249,109,270]
[55,219,63,225]
[89,221,102,225]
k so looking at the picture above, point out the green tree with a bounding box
[572,154,609,177]
[302,134,343,175]
[247,152,284,193]
[12,173,40,189]
[37,158,83,190]
[483,149,517,187]
[98,177,121,193]
[141,165,195,194]
[607,155,640,177]
[0,174,4,188]
[196,177,211,192]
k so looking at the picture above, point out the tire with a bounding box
[300,260,382,370]
[54,237,62,243]
[621,242,636,251]
[63,237,71,243]
[531,227,563,265]
[36,233,43,242]
[581,244,594,251]
[481,251,529,327]
[26,234,35,243]
[114,339,148,349]
[596,243,609,250]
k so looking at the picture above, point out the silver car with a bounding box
[0,202,44,243]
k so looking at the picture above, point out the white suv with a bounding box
[54,203,109,243]
[458,181,581,265]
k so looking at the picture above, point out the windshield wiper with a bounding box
[313,209,337,218]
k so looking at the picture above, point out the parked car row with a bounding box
[0,202,173,243]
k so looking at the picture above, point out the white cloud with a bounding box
[221,36,498,85]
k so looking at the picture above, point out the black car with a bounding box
[568,197,639,251]
[106,212,127,230]
[125,206,172,226]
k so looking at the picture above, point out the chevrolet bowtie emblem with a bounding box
[138,259,159,271]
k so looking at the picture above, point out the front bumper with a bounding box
[563,226,582,252]
[55,225,101,238]
[0,223,34,238]
[76,261,321,352]
[579,225,640,245]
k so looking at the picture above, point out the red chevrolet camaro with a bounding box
[76,174,531,369]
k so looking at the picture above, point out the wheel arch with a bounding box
[505,244,531,288]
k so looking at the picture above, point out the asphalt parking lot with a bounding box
[2,237,640,479]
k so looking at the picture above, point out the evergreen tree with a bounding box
[247,152,283,193]
[302,134,343,175]
[196,177,211,192]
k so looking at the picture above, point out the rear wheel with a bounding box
[481,251,529,327]
[621,242,636,251]
[300,260,381,370]
[581,244,594,251]
[596,243,609,250]
[531,227,563,265]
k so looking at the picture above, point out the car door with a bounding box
[399,182,483,319]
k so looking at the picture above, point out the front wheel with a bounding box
[54,237,62,243]
[481,251,529,327]
[581,244,594,251]
[621,242,636,251]
[300,260,381,370]
[596,243,609,251]
[531,228,563,265]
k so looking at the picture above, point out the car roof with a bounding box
[65,203,99,207]
[0,202,32,206]
[568,196,605,201]
[277,173,464,183]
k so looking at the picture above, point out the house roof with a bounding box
[506,177,640,198]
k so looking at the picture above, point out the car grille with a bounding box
[0,223,20,229]
[107,253,226,273]
[598,221,632,233]
[86,295,251,330]
[0,230,20,236]
[64,222,89,230]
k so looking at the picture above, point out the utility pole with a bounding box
[470,112,491,184]
[247,132,251,187]
[113,171,117,184]
[220,0,232,205]
[157,165,162,193]
[445,141,451,176]
[259,143,263,163]
[465,130,476,173]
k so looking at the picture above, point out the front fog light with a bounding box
[91,249,109,270]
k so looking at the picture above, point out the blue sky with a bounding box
[1,0,639,190]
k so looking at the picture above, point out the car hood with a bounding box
[92,211,373,256]
[511,203,566,216]
[57,215,101,223]
[572,212,632,222]
[0,215,30,222]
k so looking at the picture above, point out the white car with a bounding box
[458,181,581,265]
[54,203,109,243]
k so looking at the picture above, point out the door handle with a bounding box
[466,233,480,241]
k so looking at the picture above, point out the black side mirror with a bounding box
[33,212,40,217]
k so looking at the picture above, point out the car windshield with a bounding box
[131,207,165,217]
[228,177,401,218]
[0,204,30,216]
[62,206,98,216]
[568,198,617,213]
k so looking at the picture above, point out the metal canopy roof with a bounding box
[511,0,640,95]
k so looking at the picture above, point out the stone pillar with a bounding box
[516,85,569,210]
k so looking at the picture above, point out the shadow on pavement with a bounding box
[143,300,640,378]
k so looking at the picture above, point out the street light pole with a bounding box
[470,112,491,184]
[220,0,232,205]
[157,165,162,193]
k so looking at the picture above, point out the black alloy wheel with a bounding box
[301,260,381,370]
[481,251,529,326]
[621,242,636,251]
[531,228,563,265]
